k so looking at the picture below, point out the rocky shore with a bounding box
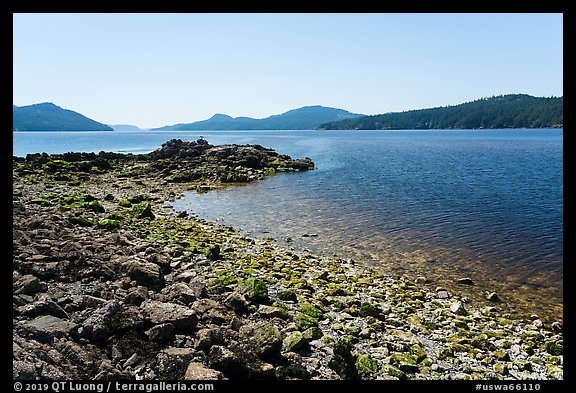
[13,139,563,380]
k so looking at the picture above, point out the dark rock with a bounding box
[283,331,310,353]
[328,337,358,380]
[23,315,77,337]
[20,296,69,319]
[457,277,475,285]
[278,290,297,302]
[124,287,149,306]
[206,245,221,260]
[146,323,175,343]
[154,347,195,379]
[189,280,208,298]
[224,291,250,314]
[194,327,225,351]
[160,283,197,305]
[78,301,120,343]
[110,306,146,333]
[485,292,500,302]
[123,259,164,289]
[14,274,48,295]
[131,203,155,219]
[13,360,38,380]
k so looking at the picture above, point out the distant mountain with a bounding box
[153,105,364,131]
[13,103,113,131]
[110,124,141,131]
[319,94,563,130]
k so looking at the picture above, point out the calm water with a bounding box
[13,129,563,316]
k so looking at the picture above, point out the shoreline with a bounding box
[13,139,563,380]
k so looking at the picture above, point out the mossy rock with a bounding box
[277,290,297,302]
[544,338,563,355]
[43,159,72,173]
[300,303,324,319]
[97,219,121,230]
[303,326,323,340]
[356,354,378,378]
[283,331,310,352]
[328,337,358,380]
[494,349,510,361]
[359,302,386,320]
[293,281,314,291]
[210,274,237,287]
[382,364,407,380]
[242,278,270,304]
[82,200,105,213]
[275,364,311,380]
[131,202,154,219]
[485,291,500,302]
[30,198,53,207]
[295,313,318,330]
[471,333,495,351]
[119,199,132,207]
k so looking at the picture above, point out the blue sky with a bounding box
[13,13,563,128]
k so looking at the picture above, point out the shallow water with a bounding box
[14,129,563,318]
[169,129,563,318]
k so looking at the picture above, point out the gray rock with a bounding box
[194,327,225,351]
[140,300,197,331]
[20,296,69,319]
[160,283,197,305]
[258,304,288,319]
[224,291,250,314]
[123,260,164,289]
[189,280,208,298]
[154,347,195,379]
[14,274,47,295]
[79,301,120,342]
[24,315,77,336]
[184,362,226,380]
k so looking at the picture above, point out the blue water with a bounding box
[13,129,563,312]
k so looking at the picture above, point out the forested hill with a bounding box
[13,103,113,131]
[319,95,563,130]
[153,106,364,131]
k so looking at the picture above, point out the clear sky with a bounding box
[13,13,563,129]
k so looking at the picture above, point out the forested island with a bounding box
[153,106,363,131]
[319,95,563,130]
[13,103,112,131]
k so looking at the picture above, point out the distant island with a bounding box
[109,124,142,131]
[319,94,563,130]
[13,103,113,131]
[153,105,364,131]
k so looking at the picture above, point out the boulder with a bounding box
[123,260,164,289]
[184,362,226,380]
[140,300,197,332]
[79,301,120,343]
